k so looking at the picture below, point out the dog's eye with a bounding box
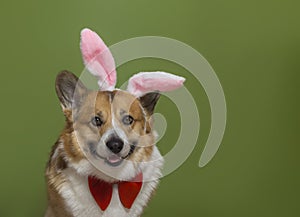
[122,115,134,125]
[91,116,103,127]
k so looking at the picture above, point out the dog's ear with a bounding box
[55,71,87,110]
[139,92,160,115]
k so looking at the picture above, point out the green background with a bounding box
[0,0,299,216]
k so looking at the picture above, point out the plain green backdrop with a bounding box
[0,0,299,216]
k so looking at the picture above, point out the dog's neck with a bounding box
[46,140,164,217]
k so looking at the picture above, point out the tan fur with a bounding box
[111,91,154,162]
[46,84,158,216]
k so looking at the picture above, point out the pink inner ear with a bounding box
[127,72,185,96]
[80,28,116,90]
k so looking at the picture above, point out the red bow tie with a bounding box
[88,173,143,211]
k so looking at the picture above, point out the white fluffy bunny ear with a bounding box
[127,72,185,97]
[80,28,116,91]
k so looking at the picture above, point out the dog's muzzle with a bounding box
[88,136,136,167]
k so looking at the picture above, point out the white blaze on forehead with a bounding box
[111,114,129,144]
[97,113,128,145]
[109,94,129,144]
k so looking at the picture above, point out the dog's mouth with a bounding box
[88,142,136,167]
[105,155,123,167]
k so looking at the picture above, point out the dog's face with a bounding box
[55,71,160,181]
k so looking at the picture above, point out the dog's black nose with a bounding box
[106,138,124,154]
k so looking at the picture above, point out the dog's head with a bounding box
[55,71,160,181]
[53,28,184,182]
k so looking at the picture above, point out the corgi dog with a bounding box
[45,28,185,217]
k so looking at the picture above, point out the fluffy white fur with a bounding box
[46,141,163,217]
[46,28,184,217]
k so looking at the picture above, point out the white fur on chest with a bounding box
[59,147,163,217]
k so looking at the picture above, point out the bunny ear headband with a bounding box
[80,28,185,96]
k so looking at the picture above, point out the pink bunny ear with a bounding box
[127,72,185,97]
[80,28,116,90]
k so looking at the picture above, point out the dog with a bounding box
[45,28,185,217]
